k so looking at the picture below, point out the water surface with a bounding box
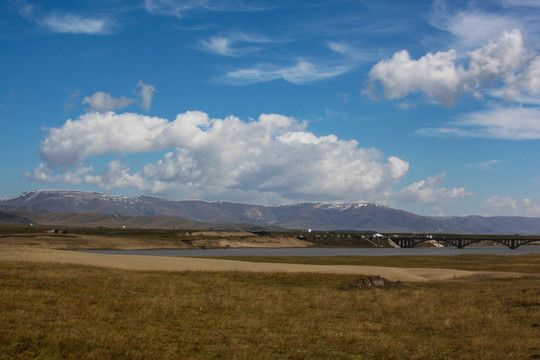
[83,245,540,257]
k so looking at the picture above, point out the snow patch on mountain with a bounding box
[313,203,370,211]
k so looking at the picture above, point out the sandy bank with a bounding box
[0,246,524,282]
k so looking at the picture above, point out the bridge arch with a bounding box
[391,236,539,249]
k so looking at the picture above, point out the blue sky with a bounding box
[1,0,540,216]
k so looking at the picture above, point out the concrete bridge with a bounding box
[389,235,539,249]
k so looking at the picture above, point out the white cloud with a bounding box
[41,12,111,34]
[199,32,271,57]
[430,0,523,49]
[83,92,136,112]
[18,5,113,35]
[481,195,540,216]
[465,159,499,170]
[201,36,238,56]
[218,41,370,85]
[83,82,156,112]
[143,0,192,18]
[144,0,274,18]
[39,112,170,168]
[221,60,351,85]
[396,172,473,204]
[26,163,93,185]
[137,81,156,111]
[509,56,540,99]
[418,106,540,140]
[502,0,540,7]
[365,29,538,107]
[365,48,464,107]
[35,110,410,203]
[84,160,148,190]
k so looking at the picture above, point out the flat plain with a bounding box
[0,226,538,359]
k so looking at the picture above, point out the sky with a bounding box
[1,0,540,217]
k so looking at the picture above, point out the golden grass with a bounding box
[1,261,539,359]
[217,254,540,273]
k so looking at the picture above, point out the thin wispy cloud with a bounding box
[40,12,112,34]
[502,0,540,7]
[19,5,113,35]
[481,195,540,217]
[429,0,520,48]
[201,36,242,56]
[430,0,540,50]
[219,42,368,85]
[417,107,540,140]
[143,0,275,18]
[199,32,272,57]
[465,159,499,170]
[221,60,351,85]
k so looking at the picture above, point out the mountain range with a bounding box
[2,189,540,234]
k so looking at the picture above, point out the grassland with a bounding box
[0,226,539,359]
[216,254,540,273]
[0,261,539,359]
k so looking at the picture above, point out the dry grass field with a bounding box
[0,262,539,359]
[0,228,539,359]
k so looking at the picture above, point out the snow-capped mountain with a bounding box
[3,190,540,234]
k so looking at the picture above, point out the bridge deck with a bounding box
[390,235,540,249]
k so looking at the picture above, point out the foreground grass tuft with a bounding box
[1,261,539,359]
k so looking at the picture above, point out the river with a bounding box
[83,245,540,257]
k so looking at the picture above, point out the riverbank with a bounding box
[0,233,534,282]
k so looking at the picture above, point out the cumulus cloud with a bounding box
[396,172,473,204]
[481,195,540,216]
[83,92,136,112]
[40,112,170,167]
[417,107,540,140]
[34,110,410,203]
[365,48,463,107]
[365,29,539,106]
[84,160,148,190]
[26,163,93,185]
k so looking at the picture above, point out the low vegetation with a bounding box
[1,226,539,359]
[1,261,539,359]
[216,254,540,273]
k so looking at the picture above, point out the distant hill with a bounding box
[4,209,281,231]
[0,210,33,225]
[2,189,540,234]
